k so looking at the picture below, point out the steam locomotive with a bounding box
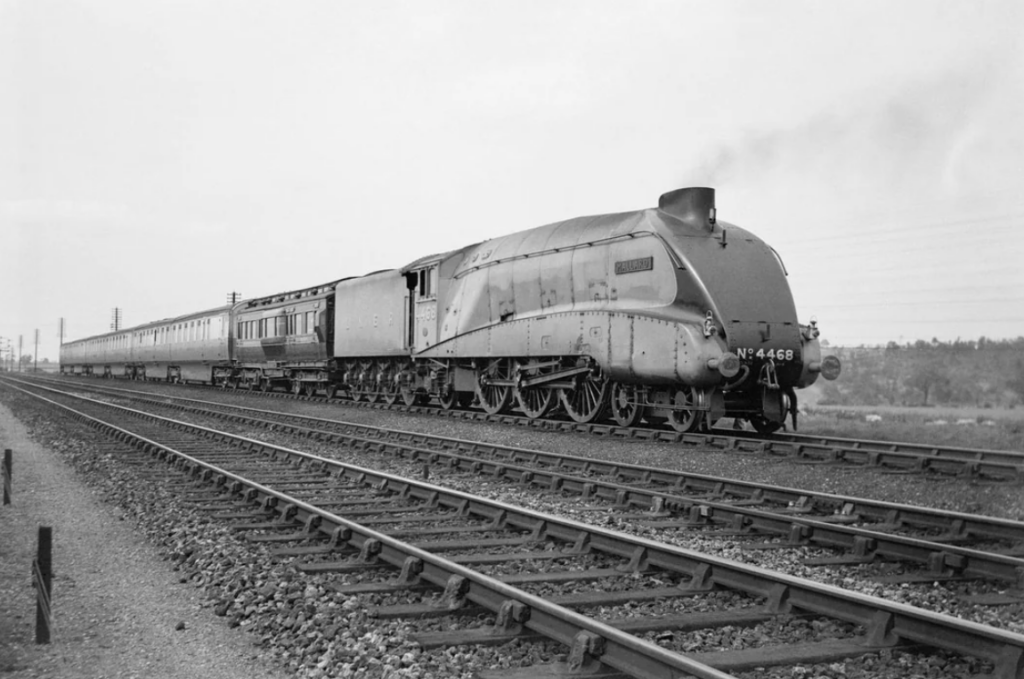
[60,187,840,433]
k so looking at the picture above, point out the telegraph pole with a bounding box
[226,292,241,304]
[33,329,39,372]
[18,335,22,373]
[111,308,122,332]
[57,318,65,372]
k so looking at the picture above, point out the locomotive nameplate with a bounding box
[614,256,653,275]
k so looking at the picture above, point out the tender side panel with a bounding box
[334,271,409,358]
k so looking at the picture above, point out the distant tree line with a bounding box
[818,337,1024,408]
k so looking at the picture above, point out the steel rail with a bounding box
[41,373,1024,480]
[17,377,1024,544]
[7,379,1024,678]
[12,377,1024,586]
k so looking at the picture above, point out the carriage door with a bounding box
[410,265,438,353]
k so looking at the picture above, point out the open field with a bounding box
[800,405,1024,452]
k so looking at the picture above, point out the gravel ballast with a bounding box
[2,380,1021,679]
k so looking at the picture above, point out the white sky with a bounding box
[3,0,1023,362]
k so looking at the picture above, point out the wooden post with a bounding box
[2,448,10,505]
[34,526,52,643]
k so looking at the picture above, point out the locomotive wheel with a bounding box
[324,384,338,399]
[667,387,703,433]
[515,387,554,419]
[750,386,787,434]
[381,369,401,405]
[559,370,610,424]
[749,417,783,435]
[609,382,643,427]
[439,389,473,410]
[476,360,513,415]
[400,387,422,407]
[513,361,555,419]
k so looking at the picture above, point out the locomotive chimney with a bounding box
[658,187,716,230]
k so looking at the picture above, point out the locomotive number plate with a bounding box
[736,348,795,361]
[614,256,653,275]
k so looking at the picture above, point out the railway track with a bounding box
[45,373,1024,481]
[14,376,1024,597]
[5,378,1024,678]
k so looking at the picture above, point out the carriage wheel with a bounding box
[259,379,271,392]
[476,360,513,415]
[609,382,643,427]
[668,387,704,433]
[559,369,610,423]
[324,384,338,399]
[304,383,317,398]
[291,380,302,395]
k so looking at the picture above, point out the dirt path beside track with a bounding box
[0,399,289,679]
